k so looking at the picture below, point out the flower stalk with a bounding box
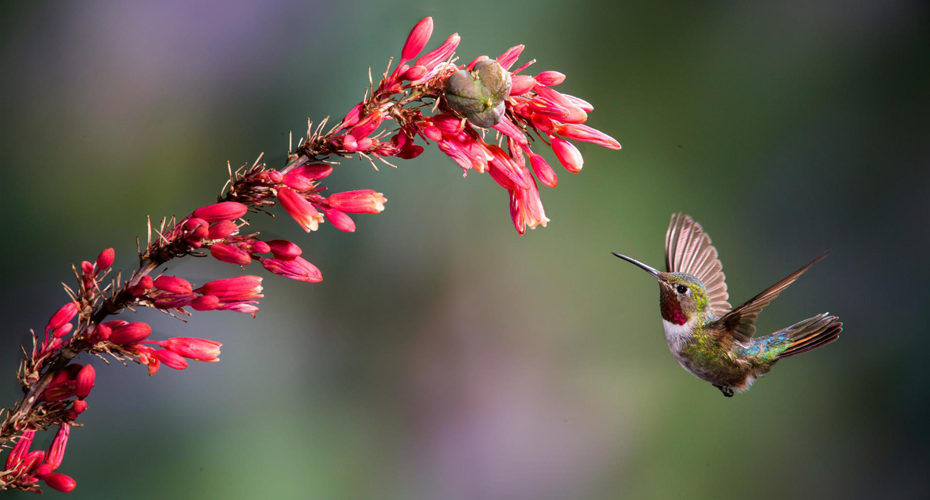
[0,16,619,492]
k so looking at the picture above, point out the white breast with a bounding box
[662,319,691,353]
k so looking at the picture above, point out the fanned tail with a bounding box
[778,313,843,358]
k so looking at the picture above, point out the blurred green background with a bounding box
[1,0,928,498]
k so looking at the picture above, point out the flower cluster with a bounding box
[0,15,619,493]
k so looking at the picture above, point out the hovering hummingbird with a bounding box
[613,213,842,397]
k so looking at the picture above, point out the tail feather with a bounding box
[778,313,842,359]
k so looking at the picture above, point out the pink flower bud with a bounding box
[342,134,358,152]
[192,202,248,223]
[109,322,152,345]
[154,276,193,295]
[208,220,239,239]
[415,33,461,70]
[356,137,373,151]
[535,71,566,86]
[510,75,536,96]
[260,257,323,283]
[496,44,525,70]
[74,365,94,399]
[553,123,622,150]
[246,240,271,255]
[283,164,334,190]
[529,153,558,188]
[326,190,387,214]
[549,136,584,173]
[137,276,154,290]
[46,302,79,334]
[322,208,356,233]
[155,349,189,370]
[277,187,324,232]
[42,473,76,493]
[267,240,302,260]
[6,429,35,469]
[401,17,433,63]
[492,117,527,145]
[401,65,428,81]
[191,294,220,311]
[92,323,112,342]
[81,261,94,275]
[52,323,73,338]
[165,337,222,362]
[95,248,115,271]
[183,218,210,240]
[197,276,263,301]
[210,242,252,266]
[45,423,70,470]
[34,463,53,477]
[68,400,87,419]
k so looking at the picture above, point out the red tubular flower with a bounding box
[210,242,252,266]
[91,323,112,342]
[322,207,356,233]
[326,190,387,214]
[401,17,433,63]
[208,220,239,239]
[95,248,115,272]
[510,75,536,96]
[260,257,323,283]
[347,110,384,140]
[496,44,525,70]
[283,164,333,190]
[74,365,95,399]
[42,473,76,493]
[535,71,566,86]
[109,322,152,345]
[183,218,210,240]
[191,295,220,311]
[154,276,193,295]
[52,323,73,339]
[155,350,188,370]
[6,429,35,470]
[267,240,302,260]
[553,123,622,150]
[46,303,79,335]
[163,337,222,362]
[45,424,70,470]
[68,400,87,420]
[196,276,264,302]
[415,33,461,70]
[277,187,324,232]
[192,202,248,223]
[529,152,558,188]
[549,135,584,173]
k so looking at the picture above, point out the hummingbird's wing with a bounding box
[665,213,730,318]
[711,251,829,344]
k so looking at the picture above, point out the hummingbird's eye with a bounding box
[676,284,688,294]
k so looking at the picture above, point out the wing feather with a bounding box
[712,251,829,344]
[664,213,731,318]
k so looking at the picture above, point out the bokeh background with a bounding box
[1,0,928,498]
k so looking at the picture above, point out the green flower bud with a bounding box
[443,59,512,128]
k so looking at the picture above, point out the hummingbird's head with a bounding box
[611,253,710,326]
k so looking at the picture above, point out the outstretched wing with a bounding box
[711,251,829,344]
[664,213,730,318]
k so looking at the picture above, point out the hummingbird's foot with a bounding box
[714,385,734,397]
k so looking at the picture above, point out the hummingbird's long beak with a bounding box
[611,252,663,281]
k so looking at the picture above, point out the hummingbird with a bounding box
[613,213,842,397]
